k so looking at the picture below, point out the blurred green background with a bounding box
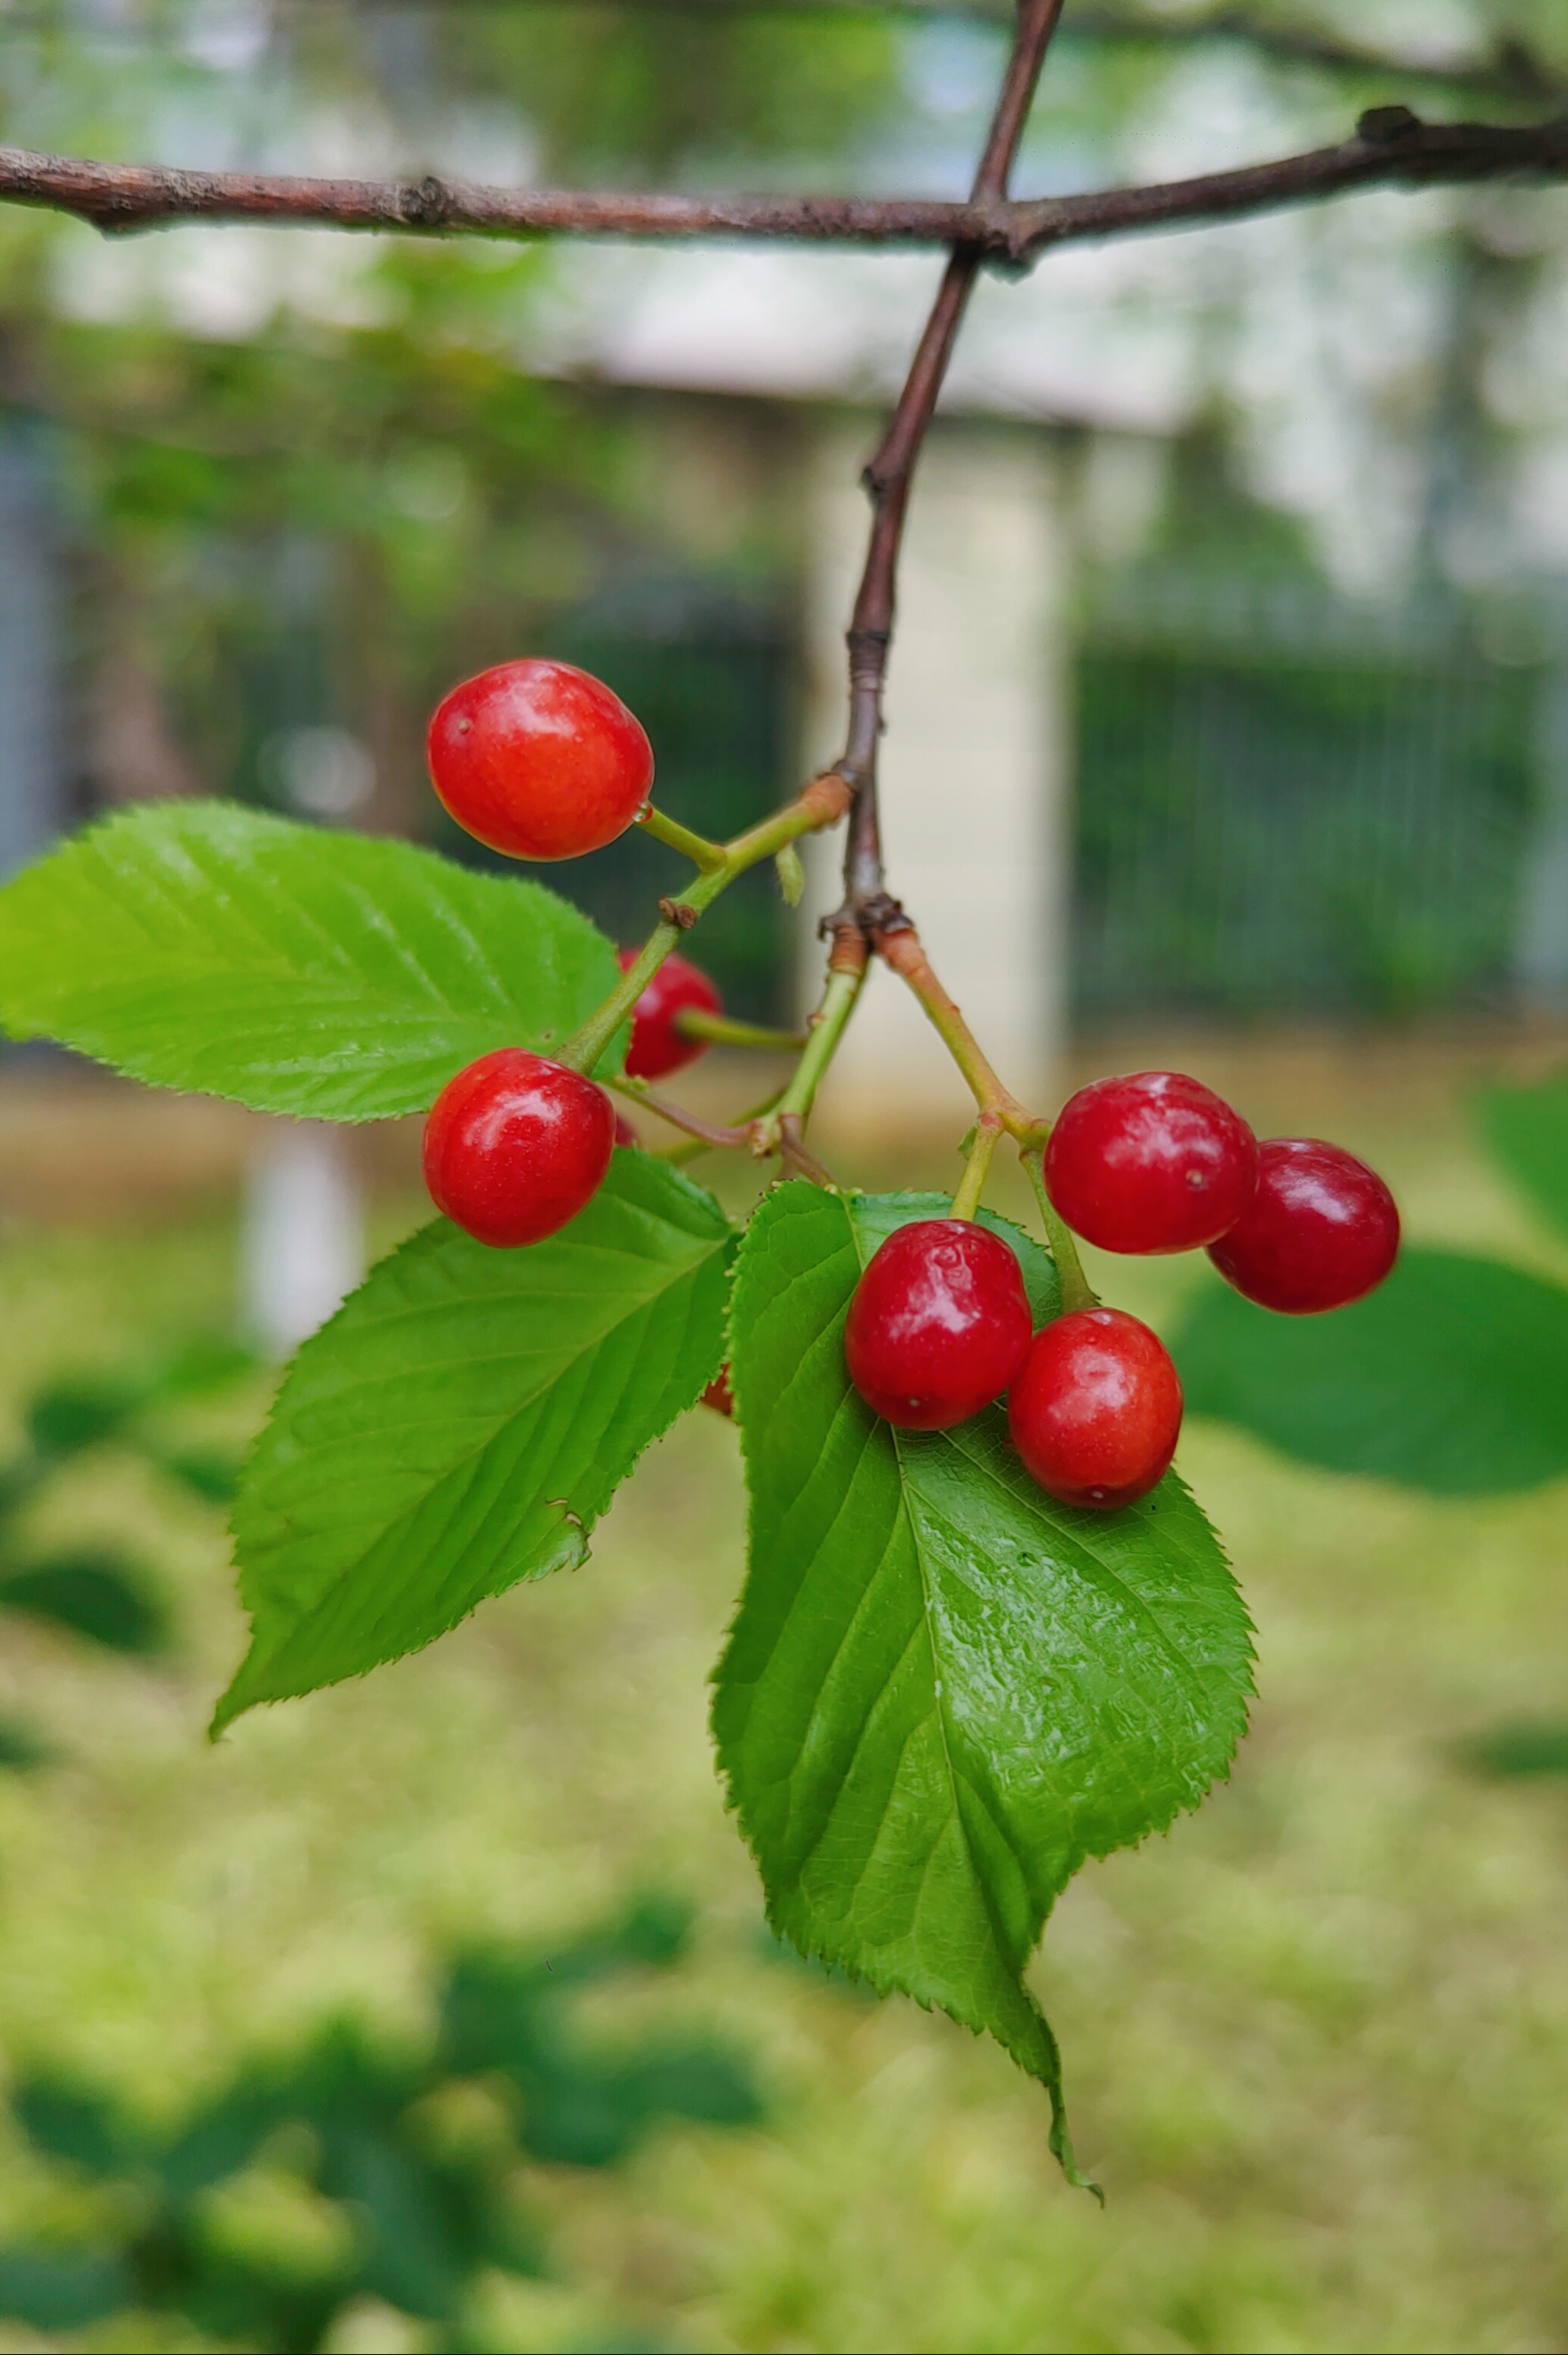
[1,1052,1567,2350]
[5,2,1568,2348]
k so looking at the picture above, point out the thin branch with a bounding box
[827,0,1067,935]
[2,108,1563,266]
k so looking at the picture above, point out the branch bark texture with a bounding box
[0,110,1564,264]
[829,0,1066,931]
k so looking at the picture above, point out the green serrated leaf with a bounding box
[214,1151,732,1733]
[0,802,621,1119]
[1175,1248,1568,1494]
[1475,1072,1568,1243]
[715,1185,1250,2184]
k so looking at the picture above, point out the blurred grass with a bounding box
[0,1086,1567,2351]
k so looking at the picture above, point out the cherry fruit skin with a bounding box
[618,948,722,1080]
[423,1048,615,1247]
[700,1366,735,1418]
[1045,1070,1257,1255]
[427,659,653,861]
[1008,1308,1182,1510]
[845,1219,1032,1431]
[1206,1136,1399,1313]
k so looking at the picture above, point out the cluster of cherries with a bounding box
[420,655,726,1247]
[846,1071,1399,1509]
[415,651,1400,1516]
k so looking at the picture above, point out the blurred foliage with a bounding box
[428,0,901,180]
[6,1168,1568,2347]
[0,1334,254,1759]
[0,1892,759,2353]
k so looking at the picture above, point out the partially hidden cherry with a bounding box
[700,1366,735,1418]
[1008,1307,1182,1509]
[1206,1137,1399,1313]
[618,949,722,1081]
[426,658,653,861]
[1045,1070,1257,1254]
[845,1219,1032,1431]
[423,1048,615,1247]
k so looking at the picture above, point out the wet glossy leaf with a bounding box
[215,1152,732,1731]
[716,1185,1250,2184]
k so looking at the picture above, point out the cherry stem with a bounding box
[655,1083,789,1165]
[752,929,868,1156]
[675,1009,808,1052]
[950,1114,1004,1221]
[602,1073,751,1151]
[777,1115,842,1190]
[1022,1150,1095,1313]
[636,803,727,872]
[558,772,852,1074]
[874,921,1049,1150]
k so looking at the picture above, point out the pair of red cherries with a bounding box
[421,656,723,1247]
[416,653,1400,1514]
[846,1071,1399,1511]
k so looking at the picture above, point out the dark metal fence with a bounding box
[1073,594,1542,1021]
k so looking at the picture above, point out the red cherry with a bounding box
[845,1219,1032,1431]
[427,659,653,861]
[612,1111,640,1149]
[1045,1070,1257,1255]
[618,949,722,1081]
[700,1366,735,1418]
[1008,1308,1182,1509]
[422,1048,615,1247]
[1206,1137,1399,1313]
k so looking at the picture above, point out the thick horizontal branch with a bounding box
[1,108,1565,264]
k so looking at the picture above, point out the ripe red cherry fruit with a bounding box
[426,658,653,861]
[618,948,722,1081]
[700,1366,735,1418]
[1207,1137,1399,1313]
[422,1048,615,1247]
[1045,1070,1257,1255]
[845,1219,1032,1431]
[1009,1308,1182,1509]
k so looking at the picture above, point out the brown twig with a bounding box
[827,0,1067,936]
[0,112,1559,261]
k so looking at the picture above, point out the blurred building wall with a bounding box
[798,415,1068,1128]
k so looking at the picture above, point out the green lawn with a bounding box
[0,1093,1566,2353]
